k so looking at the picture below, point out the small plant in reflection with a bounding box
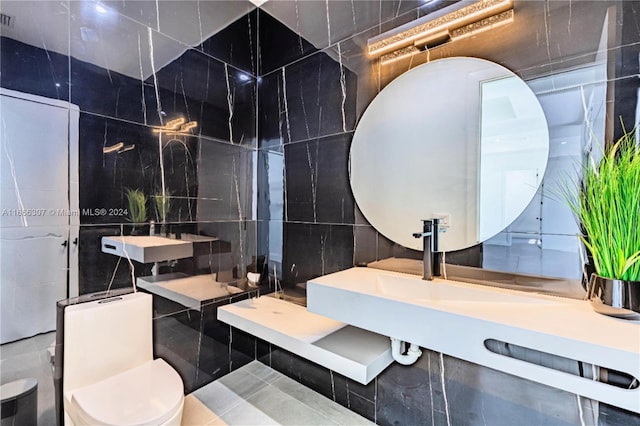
[561,127,640,281]
[124,188,147,229]
[154,191,171,223]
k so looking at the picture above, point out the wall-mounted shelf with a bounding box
[218,297,394,385]
[101,236,193,263]
[137,273,243,310]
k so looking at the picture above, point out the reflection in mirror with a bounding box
[478,76,549,242]
[482,63,607,280]
[350,57,549,252]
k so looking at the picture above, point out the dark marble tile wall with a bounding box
[255,0,640,424]
[613,1,640,140]
[1,0,259,394]
[153,290,258,393]
[257,10,361,287]
[259,0,640,287]
[230,330,638,425]
[256,2,493,287]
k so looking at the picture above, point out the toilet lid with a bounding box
[70,358,183,426]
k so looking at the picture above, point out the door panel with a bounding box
[0,90,75,343]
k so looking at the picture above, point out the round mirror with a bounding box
[350,57,549,252]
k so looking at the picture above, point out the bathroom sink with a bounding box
[101,236,193,263]
[306,267,640,413]
[375,273,552,305]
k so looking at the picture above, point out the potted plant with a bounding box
[124,188,147,235]
[154,191,171,235]
[562,128,640,319]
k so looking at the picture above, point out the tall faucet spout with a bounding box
[413,219,434,280]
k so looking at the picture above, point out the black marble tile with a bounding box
[613,4,640,140]
[354,226,377,265]
[153,309,202,392]
[255,338,271,364]
[345,376,376,403]
[194,221,257,283]
[282,222,354,287]
[376,356,437,426]
[200,300,232,344]
[148,291,193,319]
[600,403,640,426]
[284,134,355,224]
[259,50,357,148]
[445,244,483,268]
[78,113,162,224]
[77,225,153,295]
[347,391,376,423]
[150,48,256,146]
[268,345,294,377]
[195,333,231,390]
[257,9,317,75]
[197,141,254,221]
[199,9,258,75]
[70,57,151,124]
[195,300,233,389]
[0,37,70,101]
[230,327,256,359]
[255,339,270,366]
[189,228,232,276]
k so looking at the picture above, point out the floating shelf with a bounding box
[101,236,193,263]
[218,297,394,385]
[137,273,243,310]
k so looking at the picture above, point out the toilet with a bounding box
[61,292,184,425]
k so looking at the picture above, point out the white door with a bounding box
[0,89,79,343]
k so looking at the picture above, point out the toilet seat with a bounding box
[66,358,183,426]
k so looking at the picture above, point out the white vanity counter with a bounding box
[307,267,640,413]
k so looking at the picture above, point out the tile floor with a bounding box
[1,332,371,426]
[185,361,372,425]
[0,331,56,426]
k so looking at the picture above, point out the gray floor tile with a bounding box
[213,400,280,425]
[246,387,339,426]
[30,332,56,351]
[270,375,373,425]
[193,381,247,416]
[193,369,269,417]
[243,360,286,384]
[0,337,36,361]
[219,367,270,399]
[0,342,55,425]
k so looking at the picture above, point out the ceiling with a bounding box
[0,0,448,80]
[0,0,256,80]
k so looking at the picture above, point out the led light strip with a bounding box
[370,0,514,64]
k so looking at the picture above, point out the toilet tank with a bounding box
[63,292,154,394]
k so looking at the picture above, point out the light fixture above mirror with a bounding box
[368,0,515,65]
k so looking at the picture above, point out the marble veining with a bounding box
[3,0,640,424]
[147,27,164,126]
[281,67,292,144]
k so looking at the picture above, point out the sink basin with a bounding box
[375,274,552,305]
[306,267,640,413]
[101,235,193,263]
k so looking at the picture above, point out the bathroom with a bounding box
[0,0,639,425]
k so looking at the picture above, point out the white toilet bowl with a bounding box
[65,359,183,426]
[61,292,184,426]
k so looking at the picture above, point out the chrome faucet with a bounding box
[412,219,442,281]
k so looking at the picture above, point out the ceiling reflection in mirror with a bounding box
[349,57,549,252]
